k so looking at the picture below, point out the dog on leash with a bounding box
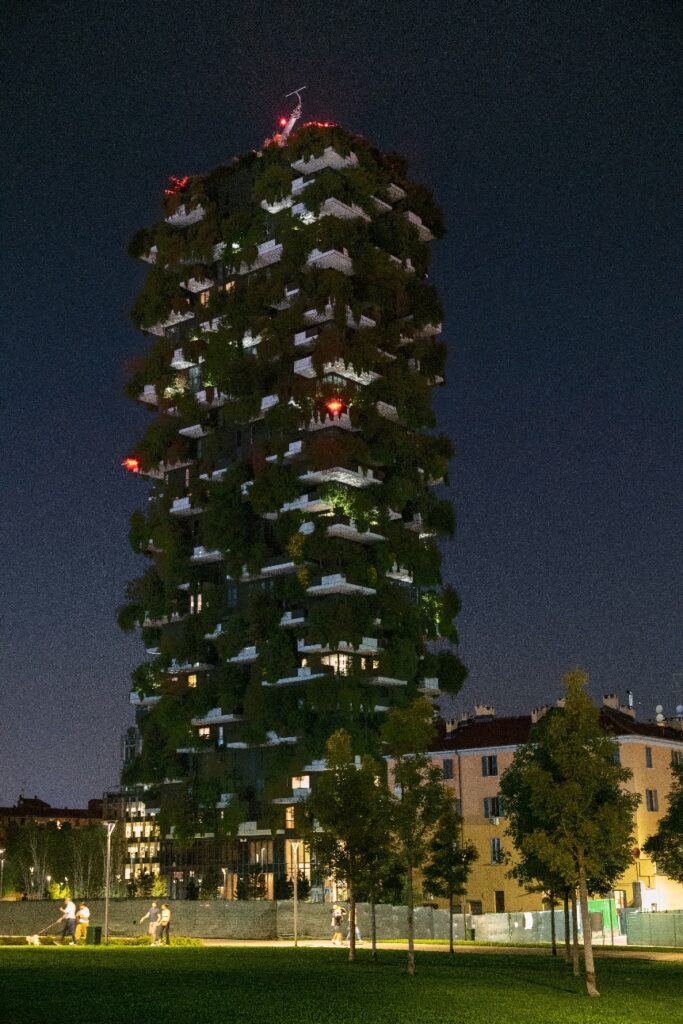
[26,934,41,946]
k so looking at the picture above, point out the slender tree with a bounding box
[499,670,639,997]
[423,800,478,954]
[381,698,446,975]
[644,760,683,882]
[303,730,390,962]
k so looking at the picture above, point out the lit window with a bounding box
[645,789,659,812]
[285,806,295,829]
[645,746,653,768]
[481,755,498,777]
[188,674,198,689]
[190,592,203,614]
[321,653,352,675]
[292,775,310,790]
[199,290,210,305]
[198,727,210,738]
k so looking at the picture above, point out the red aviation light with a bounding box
[164,175,190,197]
[325,397,345,417]
[279,116,288,127]
[122,456,141,474]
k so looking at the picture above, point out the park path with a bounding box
[200,938,683,962]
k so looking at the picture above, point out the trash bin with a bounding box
[86,926,102,945]
[589,912,603,934]
[469,928,476,941]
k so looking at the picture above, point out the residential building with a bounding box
[424,697,683,913]
[0,795,103,845]
[119,116,463,894]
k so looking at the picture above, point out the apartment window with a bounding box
[672,750,683,766]
[285,806,295,829]
[291,775,310,790]
[442,758,454,780]
[187,673,198,689]
[321,653,352,675]
[481,755,498,777]
[190,592,203,614]
[495,890,506,913]
[490,838,502,864]
[645,746,653,768]
[645,789,659,812]
[226,585,238,609]
[199,290,210,305]
[198,727,210,739]
[483,796,504,819]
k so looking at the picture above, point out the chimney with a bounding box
[473,704,496,719]
[602,694,620,711]
[555,697,566,709]
[444,718,458,734]
[531,704,550,724]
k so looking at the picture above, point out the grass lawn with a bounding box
[0,946,675,1024]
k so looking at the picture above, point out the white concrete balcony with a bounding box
[374,704,390,713]
[191,708,244,727]
[297,636,379,656]
[166,660,212,674]
[129,693,161,708]
[199,316,225,333]
[266,666,329,687]
[294,328,320,349]
[229,645,258,664]
[386,182,407,202]
[368,675,407,687]
[416,321,442,337]
[139,385,158,406]
[305,411,355,433]
[371,195,392,214]
[388,253,415,273]
[306,573,376,597]
[190,545,223,564]
[323,359,380,386]
[403,514,436,539]
[147,309,194,337]
[196,388,228,408]
[199,467,227,483]
[204,623,223,640]
[320,196,370,221]
[140,245,158,264]
[242,330,262,350]
[170,496,203,516]
[265,440,302,463]
[142,611,188,627]
[178,423,210,439]
[299,465,380,488]
[376,401,399,422]
[165,203,206,227]
[291,147,358,174]
[280,609,306,628]
[306,248,353,275]
[240,239,283,274]
[293,355,316,377]
[258,394,279,415]
[180,275,214,293]
[271,285,300,310]
[404,210,435,242]
[260,557,297,577]
[386,564,413,583]
[280,492,331,515]
[419,677,440,694]
[325,518,386,544]
[241,480,253,496]
[171,347,196,369]
[260,195,294,214]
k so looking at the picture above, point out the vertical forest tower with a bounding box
[120,118,465,893]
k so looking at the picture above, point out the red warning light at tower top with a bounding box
[325,397,345,417]
[122,456,141,473]
[278,116,288,127]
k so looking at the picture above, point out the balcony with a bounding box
[418,677,440,694]
[242,330,261,350]
[319,196,370,221]
[190,545,223,564]
[386,182,407,202]
[166,660,212,674]
[191,708,244,727]
[240,239,283,274]
[371,195,392,214]
[280,609,306,628]
[306,248,353,275]
[260,194,294,214]
[387,253,415,273]
[292,175,313,195]
[280,491,332,515]
[180,275,214,293]
[260,557,297,577]
[199,467,227,483]
[291,147,359,174]
[265,440,302,464]
[139,385,158,406]
[386,564,413,583]
[297,636,379,656]
[171,348,196,369]
[142,611,188,627]
[298,465,380,488]
[404,210,435,242]
[129,693,161,708]
[204,622,223,640]
[170,496,202,517]
[325,517,386,544]
[165,203,206,227]
[376,401,399,423]
[265,666,330,688]
[368,675,407,687]
[228,645,258,664]
[403,514,435,539]
[196,388,228,408]
[178,423,210,439]
[140,245,158,264]
[271,285,300,310]
[293,355,316,378]
[199,316,225,333]
[305,410,355,433]
[323,359,380,386]
[306,573,376,597]
[147,309,194,337]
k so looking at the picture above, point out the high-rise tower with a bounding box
[120,118,465,895]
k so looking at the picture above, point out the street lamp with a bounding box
[29,865,35,898]
[221,867,228,900]
[46,874,52,899]
[103,821,116,945]
[0,848,5,900]
[291,841,300,948]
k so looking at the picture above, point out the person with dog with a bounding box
[331,904,346,946]
[157,903,171,945]
[59,897,77,945]
[75,902,90,943]
[139,900,161,944]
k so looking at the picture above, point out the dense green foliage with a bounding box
[0,947,678,1024]
[644,760,683,883]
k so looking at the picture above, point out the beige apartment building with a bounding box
[425,696,683,915]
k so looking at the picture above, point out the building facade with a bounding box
[425,697,683,914]
[119,118,464,894]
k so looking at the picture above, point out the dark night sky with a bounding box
[1,1,680,806]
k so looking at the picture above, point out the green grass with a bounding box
[0,947,677,1023]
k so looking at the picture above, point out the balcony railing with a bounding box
[291,147,359,174]
[306,573,377,597]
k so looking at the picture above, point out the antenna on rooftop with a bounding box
[277,86,306,146]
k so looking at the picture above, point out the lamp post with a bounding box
[46,874,52,899]
[291,841,300,948]
[29,865,35,898]
[103,821,116,945]
[221,867,228,900]
[0,848,5,900]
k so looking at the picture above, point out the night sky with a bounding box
[1,1,680,806]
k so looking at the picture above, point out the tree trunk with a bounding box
[370,895,377,961]
[449,893,454,955]
[571,890,580,978]
[348,890,356,962]
[578,862,599,997]
[406,866,415,975]
[563,890,571,964]
[549,892,557,956]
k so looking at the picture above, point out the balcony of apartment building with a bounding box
[306,247,353,275]
[306,572,377,597]
[291,146,359,175]
[165,202,206,228]
[403,210,435,242]
[324,514,386,544]
[298,464,381,489]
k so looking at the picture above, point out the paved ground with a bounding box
[200,938,683,961]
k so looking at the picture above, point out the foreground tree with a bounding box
[304,730,390,962]
[499,670,639,997]
[423,800,478,954]
[644,760,683,883]
[382,698,447,975]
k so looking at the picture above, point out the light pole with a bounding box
[103,821,116,945]
[221,867,228,900]
[29,865,35,898]
[0,848,5,900]
[46,874,52,899]
[291,841,300,948]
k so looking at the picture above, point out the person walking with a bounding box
[157,903,171,945]
[139,901,161,944]
[331,904,346,946]
[59,897,77,945]
[75,902,90,943]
